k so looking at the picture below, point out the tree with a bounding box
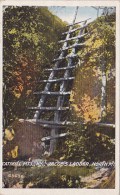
[3,6,66,127]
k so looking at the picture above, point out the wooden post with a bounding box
[49,6,79,154]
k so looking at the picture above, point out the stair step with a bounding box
[41,133,68,141]
[25,119,115,129]
[58,43,85,52]
[45,66,76,71]
[53,54,78,62]
[25,119,78,126]
[62,24,88,35]
[58,33,88,44]
[28,106,69,111]
[67,17,91,27]
[38,77,75,83]
[33,91,71,95]
[40,124,66,129]
[41,123,115,130]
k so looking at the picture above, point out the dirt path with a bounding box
[81,167,115,188]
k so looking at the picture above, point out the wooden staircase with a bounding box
[26,7,115,155]
[26,7,90,154]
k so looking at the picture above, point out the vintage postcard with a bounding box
[0,0,119,195]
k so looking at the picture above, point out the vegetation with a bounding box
[71,14,115,123]
[3,6,66,127]
[53,123,115,162]
[22,166,94,188]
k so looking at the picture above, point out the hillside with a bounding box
[71,14,115,124]
[3,6,66,127]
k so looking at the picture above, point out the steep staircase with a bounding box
[26,7,115,154]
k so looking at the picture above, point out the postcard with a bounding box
[0,0,119,195]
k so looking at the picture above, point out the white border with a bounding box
[0,0,119,6]
[0,1,119,195]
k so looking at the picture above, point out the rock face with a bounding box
[3,119,49,160]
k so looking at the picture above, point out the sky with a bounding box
[48,6,104,24]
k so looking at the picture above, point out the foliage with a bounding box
[3,6,66,127]
[53,123,115,162]
[71,13,115,123]
[22,166,90,188]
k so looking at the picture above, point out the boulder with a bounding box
[3,119,49,160]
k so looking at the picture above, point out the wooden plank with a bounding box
[67,17,91,27]
[45,66,76,71]
[58,33,88,43]
[28,106,69,111]
[38,77,75,83]
[62,24,88,35]
[33,91,71,95]
[41,133,68,141]
[25,119,115,129]
[53,54,78,62]
[25,119,64,125]
[58,43,85,52]
[25,119,82,126]
[40,124,66,129]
